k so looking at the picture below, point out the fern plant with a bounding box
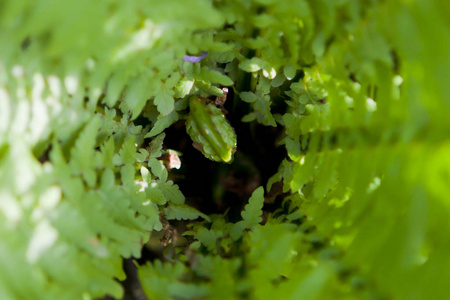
[0,0,449,299]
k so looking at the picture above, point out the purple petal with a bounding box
[183,51,208,63]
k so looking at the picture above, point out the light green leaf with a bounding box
[239,58,265,72]
[240,92,257,103]
[121,163,135,187]
[164,204,210,222]
[195,80,225,96]
[200,67,233,86]
[241,186,264,226]
[241,113,257,123]
[284,64,296,80]
[159,180,185,205]
[146,111,179,138]
[141,166,151,183]
[175,78,195,98]
[123,76,150,119]
[119,135,136,165]
[147,133,165,159]
[154,87,175,116]
[148,158,167,182]
[145,182,167,205]
[70,117,100,176]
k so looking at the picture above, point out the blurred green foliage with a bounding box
[0,0,449,299]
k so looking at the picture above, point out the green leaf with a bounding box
[138,261,188,300]
[145,181,167,205]
[284,64,296,80]
[154,86,175,116]
[241,113,257,123]
[200,67,233,86]
[70,117,100,186]
[253,98,277,127]
[121,163,135,186]
[211,51,237,63]
[240,92,257,103]
[165,72,182,88]
[241,186,264,226]
[140,166,151,183]
[239,57,266,72]
[159,180,185,205]
[312,31,325,58]
[187,227,224,253]
[175,78,195,98]
[194,80,225,96]
[100,137,116,169]
[147,133,165,159]
[186,97,237,163]
[103,71,129,107]
[271,73,286,87]
[101,168,115,191]
[148,158,167,182]
[164,204,210,222]
[123,76,150,119]
[118,135,136,165]
[230,221,247,241]
[146,111,179,138]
